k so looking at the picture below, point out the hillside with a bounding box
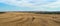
[0,12,60,26]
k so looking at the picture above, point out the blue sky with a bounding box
[0,3,34,11]
[0,0,60,11]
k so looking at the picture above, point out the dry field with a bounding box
[0,12,60,26]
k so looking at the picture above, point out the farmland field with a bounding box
[0,12,60,26]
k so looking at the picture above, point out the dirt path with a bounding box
[0,12,60,26]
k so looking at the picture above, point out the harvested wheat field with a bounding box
[0,12,60,26]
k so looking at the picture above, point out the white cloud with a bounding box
[0,0,60,11]
[0,0,57,6]
[44,0,60,8]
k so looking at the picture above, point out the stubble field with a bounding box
[0,12,60,26]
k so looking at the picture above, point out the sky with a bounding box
[0,0,60,11]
